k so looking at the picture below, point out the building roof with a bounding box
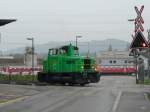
[0,19,16,26]
[96,51,132,59]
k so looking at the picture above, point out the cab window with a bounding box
[49,49,57,55]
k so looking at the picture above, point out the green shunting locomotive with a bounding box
[37,44,100,85]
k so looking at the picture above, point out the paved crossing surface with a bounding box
[0,76,150,112]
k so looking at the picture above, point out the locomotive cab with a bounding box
[61,44,79,56]
[48,44,79,56]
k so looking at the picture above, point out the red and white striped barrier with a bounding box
[0,66,42,75]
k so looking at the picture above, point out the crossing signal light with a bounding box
[130,31,149,49]
[142,43,146,47]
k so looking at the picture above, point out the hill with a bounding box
[5,39,130,54]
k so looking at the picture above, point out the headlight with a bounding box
[95,68,97,71]
[81,66,84,69]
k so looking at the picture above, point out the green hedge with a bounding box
[0,74,37,82]
[0,74,9,81]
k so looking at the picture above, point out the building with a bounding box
[96,51,134,67]
[96,51,135,74]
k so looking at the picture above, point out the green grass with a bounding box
[0,74,37,82]
[144,79,150,85]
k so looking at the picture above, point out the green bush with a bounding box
[0,74,9,81]
[0,74,37,82]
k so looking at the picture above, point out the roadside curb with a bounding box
[144,93,149,102]
[0,96,28,107]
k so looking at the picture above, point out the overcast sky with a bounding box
[0,0,150,50]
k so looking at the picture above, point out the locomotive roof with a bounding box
[49,44,78,50]
[0,19,16,26]
[61,45,78,50]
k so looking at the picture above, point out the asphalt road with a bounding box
[0,76,150,112]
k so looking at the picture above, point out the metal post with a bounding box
[128,19,138,83]
[133,50,139,84]
[135,56,139,84]
[76,36,77,47]
[32,38,34,77]
[0,33,1,55]
[27,38,34,82]
[0,33,1,44]
[9,73,11,84]
[87,42,90,57]
[147,29,150,78]
[76,35,82,47]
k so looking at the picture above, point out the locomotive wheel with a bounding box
[37,72,46,82]
[61,82,66,85]
[88,73,101,83]
[68,83,74,86]
[80,83,86,86]
[45,74,52,83]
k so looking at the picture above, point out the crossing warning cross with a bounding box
[135,18,144,32]
[135,6,144,24]
[130,30,149,49]
[134,5,144,32]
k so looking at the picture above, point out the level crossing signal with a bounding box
[130,31,149,49]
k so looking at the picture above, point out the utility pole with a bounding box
[148,29,150,41]
[76,35,82,47]
[87,42,90,57]
[134,50,139,83]
[147,29,150,78]
[0,33,2,56]
[0,33,1,44]
[0,33,1,54]
[27,38,34,82]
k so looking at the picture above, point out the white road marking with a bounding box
[112,91,122,112]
